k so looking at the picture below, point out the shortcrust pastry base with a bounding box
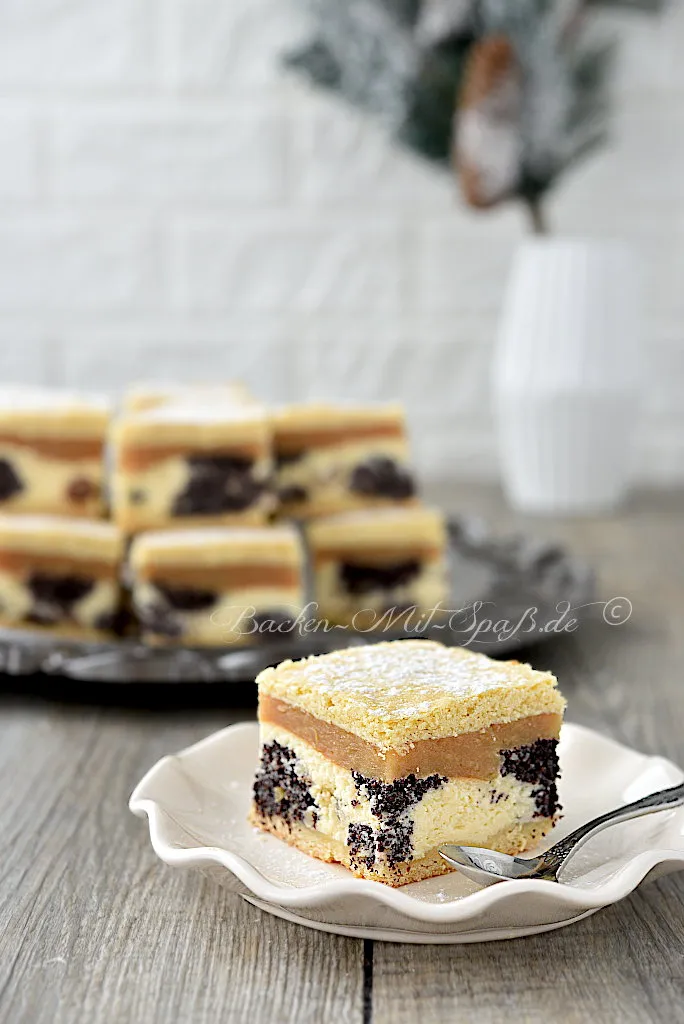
[249,809,555,887]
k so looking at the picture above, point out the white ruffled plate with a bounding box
[130,722,684,943]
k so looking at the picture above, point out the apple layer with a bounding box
[259,694,562,783]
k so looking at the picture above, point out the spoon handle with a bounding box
[545,781,684,872]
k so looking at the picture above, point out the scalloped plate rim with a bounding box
[130,721,684,926]
[239,894,602,944]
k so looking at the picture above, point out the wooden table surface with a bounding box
[1,486,683,1024]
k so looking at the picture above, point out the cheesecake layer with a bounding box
[311,559,447,629]
[0,446,104,517]
[260,695,562,782]
[275,443,415,518]
[0,573,121,633]
[112,452,272,531]
[248,815,551,886]
[251,723,559,885]
[134,582,303,646]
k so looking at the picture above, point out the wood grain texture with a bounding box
[0,707,363,1024]
[0,486,683,1023]
[372,486,684,1024]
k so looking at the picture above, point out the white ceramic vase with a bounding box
[493,238,643,514]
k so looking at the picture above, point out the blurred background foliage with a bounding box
[286,0,664,227]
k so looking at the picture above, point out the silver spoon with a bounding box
[439,781,684,885]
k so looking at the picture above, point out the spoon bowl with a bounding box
[439,846,555,886]
[439,781,684,885]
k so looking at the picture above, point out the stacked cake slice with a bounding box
[111,403,273,533]
[0,515,125,640]
[0,386,110,517]
[272,402,416,518]
[251,640,565,886]
[0,382,450,647]
[308,506,449,628]
[129,525,304,646]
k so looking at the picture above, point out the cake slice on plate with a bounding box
[250,640,565,886]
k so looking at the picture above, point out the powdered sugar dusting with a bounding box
[126,382,247,400]
[131,402,266,426]
[0,385,110,414]
[274,401,405,428]
[280,641,551,720]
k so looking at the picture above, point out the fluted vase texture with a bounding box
[493,239,643,513]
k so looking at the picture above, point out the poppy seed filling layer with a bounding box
[252,737,560,873]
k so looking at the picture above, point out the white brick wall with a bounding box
[53,105,286,203]
[0,111,41,199]
[0,0,682,484]
[176,214,407,313]
[0,215,160,311]
[0,1,155,88]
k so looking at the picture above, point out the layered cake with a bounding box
[272,403,416,519]
[250,641,565,886]
[122,381,252,413]
[0,515,125,640]
[111,404,273,533]
[0,386,110,517]
[129,525,304,646]
[308,507,449,628]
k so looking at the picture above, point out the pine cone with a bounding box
[454,34,523,209]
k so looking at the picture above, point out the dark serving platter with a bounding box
[0,517,595,689]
